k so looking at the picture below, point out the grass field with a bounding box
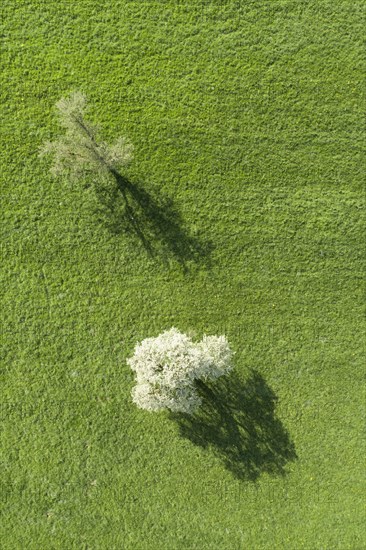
[1,1,365,548]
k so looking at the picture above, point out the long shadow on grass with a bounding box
[171,370,297,481]
[94,170,212,271]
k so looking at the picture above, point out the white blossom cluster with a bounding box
[127,328,234,414]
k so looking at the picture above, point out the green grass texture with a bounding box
[1,1,365,548]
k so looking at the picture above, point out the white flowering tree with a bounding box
[127,328,234,414]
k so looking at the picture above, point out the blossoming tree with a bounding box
[127,328,234,414]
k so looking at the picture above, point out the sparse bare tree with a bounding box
[40,91,133,181]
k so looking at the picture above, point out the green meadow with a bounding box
[1,1,365,548]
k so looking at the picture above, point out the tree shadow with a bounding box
[94,170,213,271]
[171,370,297,481]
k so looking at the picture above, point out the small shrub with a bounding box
[127,328,234,414]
